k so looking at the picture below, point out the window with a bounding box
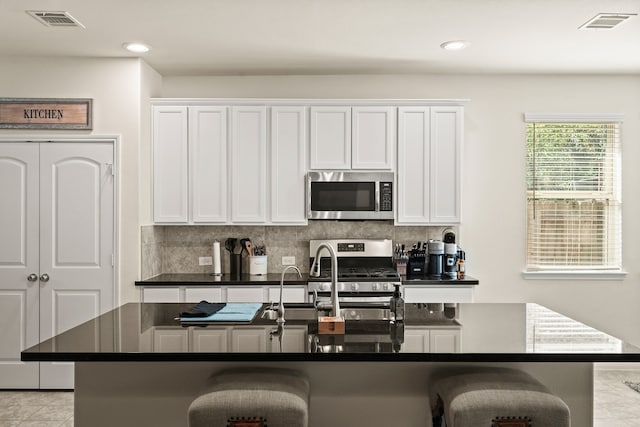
[525,114,622,273]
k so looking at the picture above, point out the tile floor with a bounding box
[1,367,639,426]
[0,390,73,427]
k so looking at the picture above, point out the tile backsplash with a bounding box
[141,222,454,279]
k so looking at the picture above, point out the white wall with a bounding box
[0,56,151,305]
[163,74,640,345]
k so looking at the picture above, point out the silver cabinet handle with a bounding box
[40,273,50,282]
[27,273,38,282]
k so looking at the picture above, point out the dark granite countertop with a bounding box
[135,273,309,286]
[401,275,479,285]
[136,273,478,286]
[21,302,640,363]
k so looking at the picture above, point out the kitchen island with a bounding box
[22,302,640,427]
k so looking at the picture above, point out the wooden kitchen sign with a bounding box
[0,98,92,129]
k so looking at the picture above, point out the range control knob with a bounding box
[351,283,359,291]
[382,283,389,291]
[372,283,380,291]
[321,283,331,292]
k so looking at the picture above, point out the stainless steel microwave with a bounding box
[307,171,394,220]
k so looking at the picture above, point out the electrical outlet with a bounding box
[282,256,296,266]
[199,256,213,266]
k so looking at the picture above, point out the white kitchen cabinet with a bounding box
[401,327,460,353]
[270,326,308,352]
[351,106,395,170]
[310,106,394,170]
[153,328,189,352]
[270,106,307,224]
[403,285,474,303]
[191,328,228,352]
[184,287,224,302]
[231,106,268,223]
[396,106,463,224]
[231,327,268,352]
[142,287,181,303]
[309,106,351,170]
[189,106,228,223]
[226,286,266,302]
[267,286,308,303]
[153,106,189,223]
[430,328,460,353]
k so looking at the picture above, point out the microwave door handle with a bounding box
[375,182,380,212]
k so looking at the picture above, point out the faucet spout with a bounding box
[277,265,302,324]
[310,243,340,317]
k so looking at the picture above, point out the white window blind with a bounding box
[525,114,622,271]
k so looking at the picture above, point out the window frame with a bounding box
[522,113,626,280]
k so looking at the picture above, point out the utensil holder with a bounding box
[230,253,242,278]
[249,256,268,275]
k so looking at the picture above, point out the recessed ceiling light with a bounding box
[123,42,150,53]
[440,40,470,51]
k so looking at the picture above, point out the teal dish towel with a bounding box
[180,303,263,323]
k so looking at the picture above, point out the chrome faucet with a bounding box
[277,265,302,324]
[309,242,340,317]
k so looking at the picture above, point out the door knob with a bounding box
[27,273,38,282]
[40,273,50,282]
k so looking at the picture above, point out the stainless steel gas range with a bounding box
[308,239,401,307]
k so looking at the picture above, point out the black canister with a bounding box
[229,253,242,278]
[427,240,444,277]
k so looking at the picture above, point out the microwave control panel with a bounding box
[380,182,393,211]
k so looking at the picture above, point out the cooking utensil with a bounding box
[225,238,238,254]
[240,238,252,256]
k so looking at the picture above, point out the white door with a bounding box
[0,143,40,388]
[38,142,115,388]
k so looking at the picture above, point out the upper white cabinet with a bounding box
[270,106,307,224]
[309,106,395,170]
[351,106,395,170]
[397,106,463,225]
[230,106,267,223]
[153,106,189,223]
[189,106,228,223]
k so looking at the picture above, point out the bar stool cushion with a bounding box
[188,368,310,427]
[430,367,570,427]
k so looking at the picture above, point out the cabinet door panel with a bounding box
[192,328,228,352]
[271,106,307,224]
[231,106,267,223]
[430,329,460,353]
[267,286,307,303]
[185,287,223,302]
[231,327,267,352]
[401,327,430,353]
[190,106,228,223]
[226,287,265,302]
[153,328,188,352]
[430,106,462,223]
[397,107,430,223]
[309,107,351,170]
[153,106,188,223]
[352,107,395,170]
[143,287,181,303]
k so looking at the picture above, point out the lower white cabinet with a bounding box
[152,328,189,352]
[403,285,474,303]
[191,328,229,352]
[141,285,308,303]
[401,327,460,353]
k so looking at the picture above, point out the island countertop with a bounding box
[22,302,640,363]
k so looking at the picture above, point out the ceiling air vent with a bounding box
[579,13,636,29]
[26,11,85,28]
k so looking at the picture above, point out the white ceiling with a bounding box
[1,0,639,76]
